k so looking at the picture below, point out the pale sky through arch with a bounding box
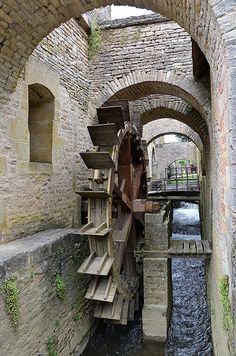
[111,5,153,19]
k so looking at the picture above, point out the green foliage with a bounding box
[88,21,102,60]
[73,312,81,321]
[178,160,188,166]
[219,275,234,333]
[132,27,142,41]
[30,271,37,279]
[45,336,58,356]
[3,276,20,329]
[54,273,65,300]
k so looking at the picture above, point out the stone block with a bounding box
[16,142,29,161]
[0,155,7,175]
[142,304,168,342]
[0,229,93,355]
[9,120,29,141]
[0,201,7,228]
[145,213,170,250]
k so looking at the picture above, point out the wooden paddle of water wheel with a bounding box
[75,101,148,325]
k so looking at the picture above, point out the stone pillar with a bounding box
[142,212,172,342]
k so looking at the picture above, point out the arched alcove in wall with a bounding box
[28,83,55,163]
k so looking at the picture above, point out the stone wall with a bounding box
[84,6,112,25]
[0,4,235,354]
[148,141,199,179]
[89,14,193,103]
[0,19,94,244]
[0,229,94,355]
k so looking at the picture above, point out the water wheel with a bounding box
[76,101,147,324]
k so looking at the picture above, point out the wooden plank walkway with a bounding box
[135,240,212,259]
[168,239,211,258]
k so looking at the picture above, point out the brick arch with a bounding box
[0,0,230,92]
[143,119,203,151]
[98,71,211,124]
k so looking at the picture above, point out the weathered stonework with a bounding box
[0,2,235,354]
[0,229,94,355]
[143,118,203,151]
[129,95,209,149]
[148,141,199,179]
[0,19,94,243]
[143,212,172,341]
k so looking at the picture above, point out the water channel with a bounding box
[83,202,212,355]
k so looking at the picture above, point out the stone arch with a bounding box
[130,94,210,148]
[143,119,203,151]
[148,140,200,179]
[0,0,231,92]
[98,70,211,123]
[144,118,205,174]
[142,107,208,143]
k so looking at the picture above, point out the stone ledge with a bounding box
[0,228,80,276]
[100,14,170,30]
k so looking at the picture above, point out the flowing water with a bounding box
[83,202,212,355]
[167,202,212,355]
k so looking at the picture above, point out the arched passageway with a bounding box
[0,0,231,93]
[147,133,200,180]
[0,1,235,354]
[143,119,203,151]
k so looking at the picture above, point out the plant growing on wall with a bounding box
[45,336,58,356]
[132,27,142,41]
[3,276,20,329]
[54,273,65,300]
[88,20,102,60]
[219,275,234,333]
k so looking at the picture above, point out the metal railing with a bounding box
[163,167,200,192]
